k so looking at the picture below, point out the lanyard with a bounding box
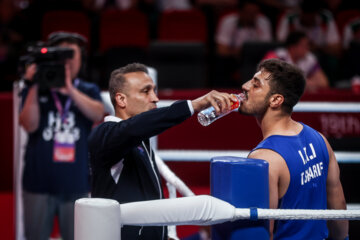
[50,79,80,123]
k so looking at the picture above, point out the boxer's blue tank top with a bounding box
[253,123,329,239]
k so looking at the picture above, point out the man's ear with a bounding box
[115,93,126,108]
[269,94,284,108]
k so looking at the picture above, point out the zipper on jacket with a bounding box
[142,141,165,239]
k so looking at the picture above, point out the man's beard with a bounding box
[238,93,271,117]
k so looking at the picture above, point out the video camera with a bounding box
[20,45,74,90]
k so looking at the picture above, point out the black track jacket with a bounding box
[88,100,192,240]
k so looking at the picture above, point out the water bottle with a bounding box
[197,93,245,126]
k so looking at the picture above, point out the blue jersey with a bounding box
[253,123,329,240]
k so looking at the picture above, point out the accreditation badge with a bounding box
[53,140,76,163]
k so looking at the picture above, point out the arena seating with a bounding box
[149,9,209,89]
[99,9,149,51]
[158,9,207,42]
[41,10,91,45]
[239,41,282,84]
[97,9,150,89]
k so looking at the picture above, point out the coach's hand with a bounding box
[191,90,237,115]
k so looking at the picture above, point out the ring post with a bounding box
[74,198,121,240]
[211,157,270,240]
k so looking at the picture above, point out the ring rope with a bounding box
[157,150,360,163]
[234,208,360,221]
[157,100,360,113]
[116,195,360,227]
[74,196,359,240]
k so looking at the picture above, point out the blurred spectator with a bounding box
[277,0,341,56]
[277,0,341,85]
[93,0,139,10]
[264,31,329,92]
[213,0,272,87]
[343,17,360,49]
[260,0,300,10]
[0,0,26,91]
[215,0,272,57]
[93,0,193,11]
[257,0,301,28]
[156,0,193,11]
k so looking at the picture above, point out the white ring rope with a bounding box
[234,208,360,221]
[158,100,360,113]
[293,102,360,113]
[157,150,360,163]
[75,194,360,240]
[155,153,195,197]
[118,195,360,226]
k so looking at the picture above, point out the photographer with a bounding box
[19,31,104,240]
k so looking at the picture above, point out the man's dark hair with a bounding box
[257,59,305,114]
[285,31,308,48]
[109,63,149,107]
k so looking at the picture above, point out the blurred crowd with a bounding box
[1,0,360,92]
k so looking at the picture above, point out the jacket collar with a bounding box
[104,115,122,123]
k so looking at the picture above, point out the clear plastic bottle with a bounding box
[197,93,245,126]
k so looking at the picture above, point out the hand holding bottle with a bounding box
[191,90,237,115]
[197,93,245,126]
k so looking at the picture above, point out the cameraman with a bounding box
[19,31,104,240]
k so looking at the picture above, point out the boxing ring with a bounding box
[74,156,360,240]
[74,196,360,240]
[74,92,360,239]
[12,85,360,239]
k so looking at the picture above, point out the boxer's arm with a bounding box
[248,149,288,240]
[321,134,349,239]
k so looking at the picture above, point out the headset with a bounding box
[46,31,89,79]
[47,31,87,48]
